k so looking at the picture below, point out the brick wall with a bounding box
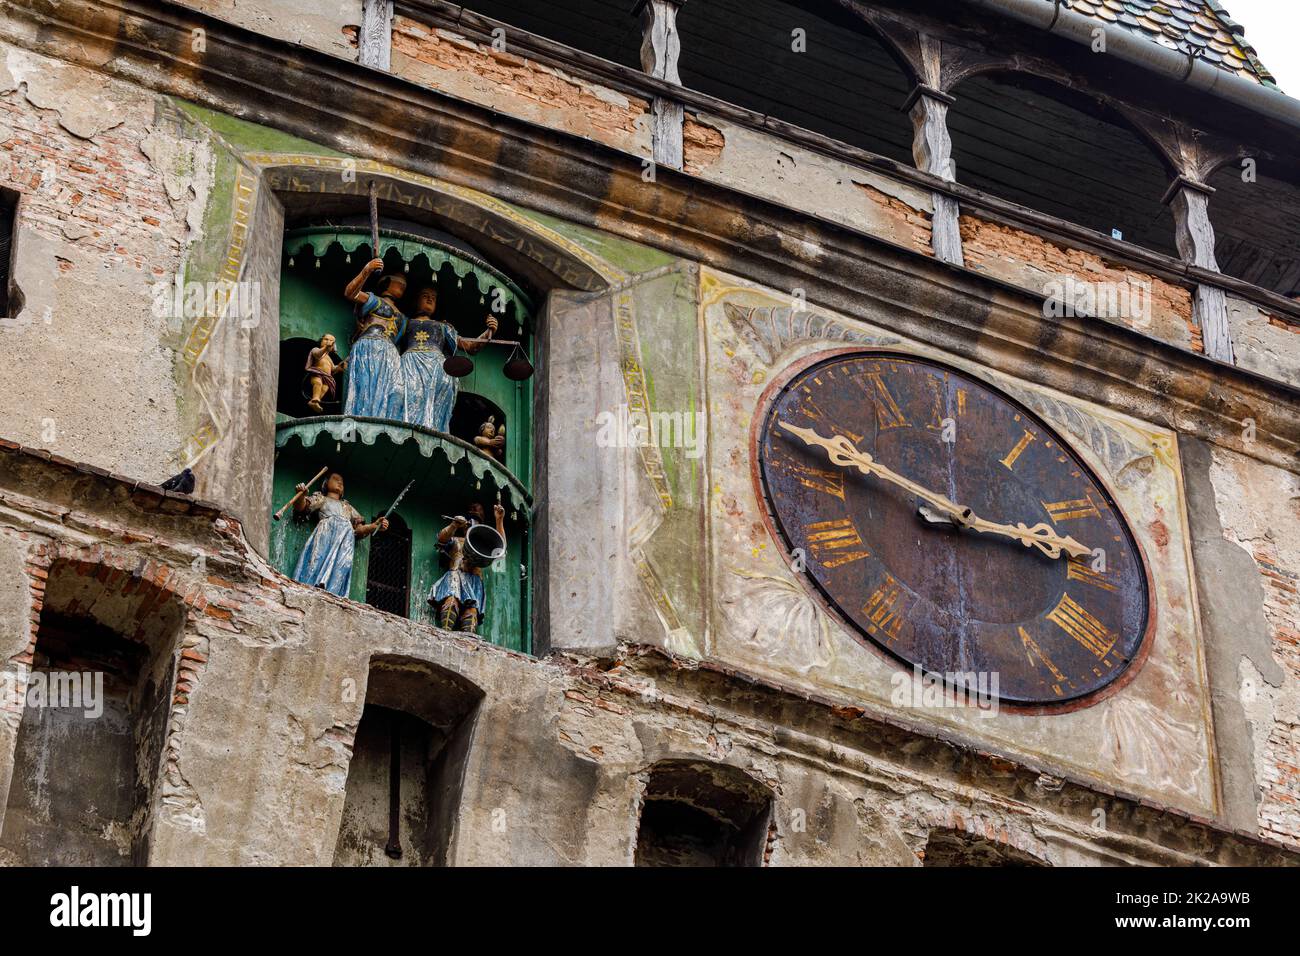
[0,46,194,477]
[388,17,651,158]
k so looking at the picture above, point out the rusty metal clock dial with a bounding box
[756,351,1151,707]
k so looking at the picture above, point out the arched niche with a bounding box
[266,167,617,296]
[332,656,485,867]
[947,71,1179,256]
[272,419,531,651]
[922,828,1049,867]
[254,162,614,653]
[633,760,774,867]
[278,221,534,470]
[0,559,186,866]
[1206,159,1300,296]
[450,392,508,465]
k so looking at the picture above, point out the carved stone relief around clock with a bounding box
[702,269,1215,815]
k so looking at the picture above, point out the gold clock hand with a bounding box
[777,420,1094,561]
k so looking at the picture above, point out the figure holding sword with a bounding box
[291,471,390,597]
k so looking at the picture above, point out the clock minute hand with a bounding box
[776,420,1093,561]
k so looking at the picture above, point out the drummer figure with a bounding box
[427,502,506,633]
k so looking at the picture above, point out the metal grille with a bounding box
[365,514,411,617]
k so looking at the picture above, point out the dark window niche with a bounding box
[634,761,772,867]
[1,601,179,866]
[922,828,1049,867]
[0,187,19,318]
[332,658,483,867]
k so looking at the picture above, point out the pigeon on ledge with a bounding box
[161,468,195,494]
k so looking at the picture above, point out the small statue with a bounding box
[392,284,497,431]
[473,415,506,462]
[427,502,506,633]
[292,471,388,597]
[342,258,407,419]
[304,333,345,413]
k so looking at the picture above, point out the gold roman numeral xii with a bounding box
[864,373,909,430]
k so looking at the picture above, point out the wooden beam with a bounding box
[1170,180,1234,363]
[359,0,393,71]
[908,80,963,266]
[638,0,684,170]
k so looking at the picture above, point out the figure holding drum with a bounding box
[427,502,507,633]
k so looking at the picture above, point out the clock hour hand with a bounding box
[777,420,1094,561]
[917,504,958,527]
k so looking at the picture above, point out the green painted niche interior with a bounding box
[272,226,535,653]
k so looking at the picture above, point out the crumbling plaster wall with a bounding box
[175,0,363,61]
[388,18,653,160]
[1201,444,1300,845]
[0,40,290,553]
[959,214,1200,353]
[0,44,200,481]
[1,451,1292,866]
[682,113,935,259]
[1227,296,1300,389]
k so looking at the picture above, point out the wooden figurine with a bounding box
[291,471,388,597]
[304,333,345,413]
[342,258,407,419]
[426,502,506,633]
[473,415,506,462]
[392,284,497,431]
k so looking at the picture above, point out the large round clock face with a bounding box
[756,351,1151,707]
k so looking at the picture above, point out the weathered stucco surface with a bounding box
[0,0,1297,867]
[960,215,1200,353]
[1206,446,1300,845]
[175,0,363,61]
[389,19,652,159]
[0,45,195,480]
[684,113,935,259]
[1227,295,1300,388]
[0,448,1292,866]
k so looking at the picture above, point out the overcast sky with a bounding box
[1226,0,1299,93]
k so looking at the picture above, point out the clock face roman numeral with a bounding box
[799,391,864,443]
[760,352,1147,706]
[804,518,871,568]
[1047,593,1116,658]
[1067,556,1117,592]
[1041,493,1101,523]
[1019,626,1069,696]
[862,575,910,642]
[863,372,909,431]
[770,452,846,500]
[1000,429,1036,470]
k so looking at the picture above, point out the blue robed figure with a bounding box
[291,472,388,597]
[391,284,498,431]
[342,259,407,419]
[426,502,506,634]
